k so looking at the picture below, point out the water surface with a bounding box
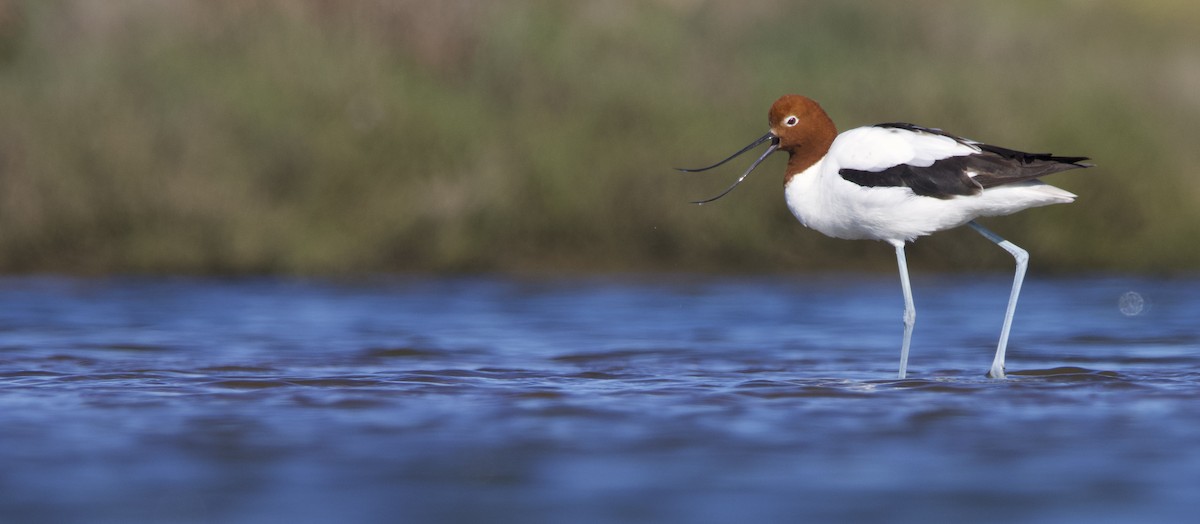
[0,275,1197,523]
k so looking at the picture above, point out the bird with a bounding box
[680,94,1090,379]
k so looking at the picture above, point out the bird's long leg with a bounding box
[967,221,1028,379]
[891,241,915,379]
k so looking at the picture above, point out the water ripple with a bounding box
[0,275,1197,524]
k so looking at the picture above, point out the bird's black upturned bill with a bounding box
[677,132,776,173]
[679,132,780,204]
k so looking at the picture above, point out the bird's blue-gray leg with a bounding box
[967,221,1028,379]
[890,240,915,379]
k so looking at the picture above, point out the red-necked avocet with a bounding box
[681,94,1091,379]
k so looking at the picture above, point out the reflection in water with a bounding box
[0,276,1197,523]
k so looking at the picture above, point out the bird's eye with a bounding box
[784,116,799,127]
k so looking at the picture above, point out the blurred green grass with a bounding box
[0,0,1197,274]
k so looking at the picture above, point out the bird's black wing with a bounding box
[838,123,1091,199]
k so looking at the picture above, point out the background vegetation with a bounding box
[0,0,1197,275]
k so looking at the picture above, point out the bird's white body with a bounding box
[784,125,1077,243]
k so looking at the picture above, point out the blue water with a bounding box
[0,275,1197,523]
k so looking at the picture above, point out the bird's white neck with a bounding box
[783,157,827,231]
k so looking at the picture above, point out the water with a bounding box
[1,275,1197,524]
